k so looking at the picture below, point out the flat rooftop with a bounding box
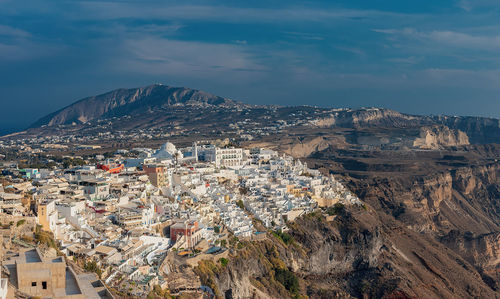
[20,249,42,263]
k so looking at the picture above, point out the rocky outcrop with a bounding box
[248,135,348,158]
[440,231,500,274]
[312,108,424,128]
[435,115,500,144]
[413,126,469,149]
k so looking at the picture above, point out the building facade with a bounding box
[215,148,243,167]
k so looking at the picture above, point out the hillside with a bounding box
[30,84,238,128]
[196,207,499,298]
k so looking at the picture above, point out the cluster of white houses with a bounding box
[1,141,361,296]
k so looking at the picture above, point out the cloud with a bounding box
[0,25,31,38]
[427,30,500,50]
[387,56,423,64]
[374,27,500,51]
[115,37,265,78]
[456,0,500,12]
[70,2,403,23]
[283,31,324,41]
[419,68,500,88]
[457,0,472,12]
[335,46,365,56]
[0,40,62,62]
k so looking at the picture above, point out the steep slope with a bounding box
[348,164,500,236]
[301,142,500,290]
[435,115,500,144]
[196,207,499,299]
[30,84,236,127]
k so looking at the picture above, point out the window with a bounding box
[42,281,47,289]
[32,282,37,287]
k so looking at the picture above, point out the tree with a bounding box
[84,260,103,278]
[236,200,244,210]
[273,229,293,245]
[274,268,299,294]
[326,202,345,216]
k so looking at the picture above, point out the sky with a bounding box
[1,0,500,134]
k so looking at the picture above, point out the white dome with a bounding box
[160,142,177,155]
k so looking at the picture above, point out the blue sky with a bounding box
[1,0,500,133]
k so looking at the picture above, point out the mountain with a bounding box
[30,84,237,128]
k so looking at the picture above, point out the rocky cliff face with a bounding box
[435,115,500,144]
[197,208,499,299]
[348,164,500,236]
[440,231,500,276]
[413,126,469,149]
[313,108,424,128]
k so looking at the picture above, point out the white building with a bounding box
[215,148,243,167]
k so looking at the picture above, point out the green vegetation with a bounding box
[237,242,245,249]
[62,157,85,169]
[236,199,244,209]
[326,202,345,216]
[229,236,239,247]
[274,268,299,294]
[16,219,26,227]
[84,260,103,278]
[273,229,293,245]
[220,239,227,247]
[34,225,58,250]
[219,257,229,267]
[213,226,220,234]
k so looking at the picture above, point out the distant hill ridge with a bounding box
[28,83,500,144]
[30,84,237,128]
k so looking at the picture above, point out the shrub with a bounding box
[229,236,239,247]
[34,226,58,249]
[326,203,345,216]
[219,258,228,267]
[274,268,299,294]
[16,219,26,227]
[273,230,293,245]
[84,260,103,278]
[236,200,244,210]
